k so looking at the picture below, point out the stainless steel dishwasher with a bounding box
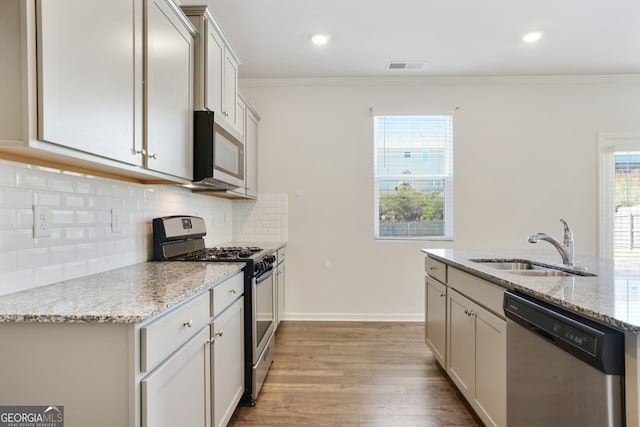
[503,291,625,427]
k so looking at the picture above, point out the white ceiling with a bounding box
[203,0,640,79]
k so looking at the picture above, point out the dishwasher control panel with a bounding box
[504,291,625,375]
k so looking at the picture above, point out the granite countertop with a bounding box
[423,248,640,333]
[0,262,244,324]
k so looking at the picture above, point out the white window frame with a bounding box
[373,114,454,241]
[598,132,640,258]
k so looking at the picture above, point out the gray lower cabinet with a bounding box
[425,278,447,367]
[424,256,506,427]
[142,326,211,427]
[211,295,244,427]
[0,271,245,427]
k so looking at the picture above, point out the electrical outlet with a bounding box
[111,209,122,233]
[33,205,52,238]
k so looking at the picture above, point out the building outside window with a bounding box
[374,115,453,240]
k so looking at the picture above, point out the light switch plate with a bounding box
[111,209,122,233]
[33,205,52,238]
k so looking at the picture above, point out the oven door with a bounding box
[253,266,275,362]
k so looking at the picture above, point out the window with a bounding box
[599,133,640,266]
[374,115,453,240]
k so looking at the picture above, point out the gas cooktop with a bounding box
[152,216,273,264]
[175,246,265,261]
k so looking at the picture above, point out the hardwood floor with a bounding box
[229,321,482,427]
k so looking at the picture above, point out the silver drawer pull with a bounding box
[229,289,237,294]
[214,330,223,337]
[183,320,193,328]
[440,293,445,298]
[430,266,438,270]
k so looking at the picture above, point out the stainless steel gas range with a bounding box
[152,215,276,405]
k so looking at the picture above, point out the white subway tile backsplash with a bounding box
[0,229,34,251]
[75,242,97,259]
[1,189,33,208]
[0,209,16,229]
[48,177,75,193]
[64,194,88,208]
[52,209,74,225]
[49,245,75,264]
[0,251,17,272]
[63,260,88,280]
[16,247,50,270]
[15,169,48,189]
[34,265,64,286]
[33,192,62,207]
[0,158,288,295]
[0,165,16,187]
[75,210,99,225]
[0,270,35,296]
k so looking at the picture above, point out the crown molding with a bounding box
[240,74,640,88]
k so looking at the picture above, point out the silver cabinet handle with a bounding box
[183,319,193,328]
[214,330,223,337]
[148,152,158,160]
[222,111,230,118]
[440,293,445,298]
[430,266,438,270]
[229,289,237,294]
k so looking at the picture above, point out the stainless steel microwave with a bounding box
[193,110,244,190]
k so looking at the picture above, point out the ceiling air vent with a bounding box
[386,61,426,71]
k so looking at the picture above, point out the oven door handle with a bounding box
[255,266,274,284]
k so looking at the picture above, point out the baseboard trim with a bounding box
[282,313,424,322]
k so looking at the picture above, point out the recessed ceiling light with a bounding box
[309,33,330,45]
[522,30,544,43]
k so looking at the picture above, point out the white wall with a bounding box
[240,75,640,321]
[0,158,288,296]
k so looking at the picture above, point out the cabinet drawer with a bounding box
[141,292,210,372]
[211,273,243,317]
[425,257,447,284]
[448,267,505,317]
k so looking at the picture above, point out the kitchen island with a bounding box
[0,261,245,427]
[423,248,640,427]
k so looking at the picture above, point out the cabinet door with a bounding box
[245,108,259,198]
[142,326,211,427]
[211,297,244,427]
[475,306,506,427]
[425,278,446,366]
[447,289,475,398]
[37,0,139,165]
[204,19,224,114]
[236,97,246,139]
[145,0,194,179]
[222,52,239,126]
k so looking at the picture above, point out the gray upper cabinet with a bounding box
[145,0,195,179]
[0,0,196,183]
[182,6,242,134]
[37,0,139,165]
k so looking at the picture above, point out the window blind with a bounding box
[374,115,453,240]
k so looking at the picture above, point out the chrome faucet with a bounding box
[528,218,575,266]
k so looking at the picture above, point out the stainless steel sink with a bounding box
[507,269,573,277]
[469,258,597,277]
[475,261,537,270]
